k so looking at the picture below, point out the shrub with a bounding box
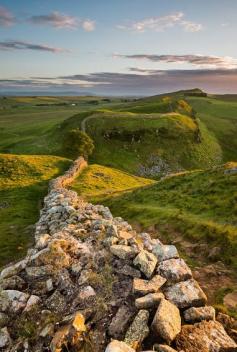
[63,129,94,159]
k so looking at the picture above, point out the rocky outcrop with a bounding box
[0,157,236,351]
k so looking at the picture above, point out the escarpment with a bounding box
[0,158,236,352]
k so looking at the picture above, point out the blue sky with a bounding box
[1,0,237,95]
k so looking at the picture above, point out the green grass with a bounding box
[71,164,155,201]
[75,162,237,269]
[0,154,71,266]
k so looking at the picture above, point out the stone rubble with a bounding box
[0,157,235,352]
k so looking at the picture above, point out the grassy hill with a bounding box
[71,164,155,200]
[0,154,71,266]
[71,161,237,269]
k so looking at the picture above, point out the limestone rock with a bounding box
[153,244,179,262]
[183,306,215,323]
[133,275,166,295]
[164,279,207,309]
[133,251,157,278]
[157,258,192,283]
[0,327,11,348]
[109,305,134,339]
[152,299,181,343]
[125,310,150,349]
[0,290,29,313]
[135,292,164,309]
[24,295,40,312]
[175,320,237,352]
[0,259,28,279]
[110,245,138,260]
[105,340,135,352]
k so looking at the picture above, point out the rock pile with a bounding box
[0,157,236,351]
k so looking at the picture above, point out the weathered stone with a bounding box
[135,292,164,309]
[0,327,11,348]
[133,275,166,295]
[107,224,118,237]
[46,290,66,313]
[153,244,179,262]
[125,310,149,349]
[25,265,53,279]
[164,279,207,309]
[183,306,215,323]
[35,234,50,249]
[157,258,192,283]
[152,299,181,343]
[39,323,54,338]
[110,245,138,260]
[71,262,83,275]
[109,305,134,339]
[78,286,96,301]
[176,320,237,352]
[46,279,54,292]
[0,259,28,279]
[24,295,40,312]
[105,340,135,352]
[0,275,25,290]
[0,290,29,313]
[114,264,141,278]
[133,250,157,278]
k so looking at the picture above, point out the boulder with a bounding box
[164,279,207,309]
[157,258,192,283]
[133,275,166,295]
[135,292,164,309]
[133,251,158,278]
[183,306,215,323]
[153,244,179,262]
[125,310,150,349]
[110,245,138,260]
[152,299,181,343]
[175,320,237,352]
[105,340,135,352]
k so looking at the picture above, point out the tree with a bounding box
[63,129,94,159]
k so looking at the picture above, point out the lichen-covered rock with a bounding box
[109,305,134,338]
[0,259,28,279]
[25,265,53,279]
[152,299,181,343]
[175,320,237,352]
[125,310,150,349]
[135,292,164,309]
[0,290,29,313]
[133,251,158,278]
[114,264,141,278]
[183,306,215,323]
[164,279,207,309]
[45,290,66,313]
[0,327,11,348]
[0,275,25,290]
[153,244,179,262]
[110,245,138,260]
[105,340,135,352]
[157,258,192,283]
[133,275,166,295]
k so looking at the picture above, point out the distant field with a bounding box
[0,154,71,266]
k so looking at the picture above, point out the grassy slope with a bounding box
[185,96,237,162]
[72,162,237,269]
[71,164,155,201]
[0,154,71,266]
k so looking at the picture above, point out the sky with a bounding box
[1,0,237,95]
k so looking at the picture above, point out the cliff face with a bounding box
[0,158,236,352]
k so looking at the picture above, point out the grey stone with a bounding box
[157,258,192,283]
[133,250,157,278]
[133,275,166,295]
[164,279,207,309]
[135,292,164,309]
[105,340,135,352]
[125,310,149,348]
[152,299,181,343]
[183,306,216,323]
[110,245,138,260]
[0,290,29,313]
[0,327,11,348]
[46,290,66,313]
[0,275,25,290]
[25,265,53,279]
[152,244,179,262]
[108,305,134,338]
[0,259,28,279]
[78,286,96,300]
[114,264,141,278]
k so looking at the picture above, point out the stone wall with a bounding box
[0,157,236,352]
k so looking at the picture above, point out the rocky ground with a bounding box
[0,158,236,351]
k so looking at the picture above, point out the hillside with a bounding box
[0,154,71,266]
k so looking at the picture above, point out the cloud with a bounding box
[28,12,95,31]
[117,54,237,69]
[0,6,15,27]
[0,40,68,53]
[117,12,202,33]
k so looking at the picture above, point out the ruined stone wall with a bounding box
[0,157,236,352]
